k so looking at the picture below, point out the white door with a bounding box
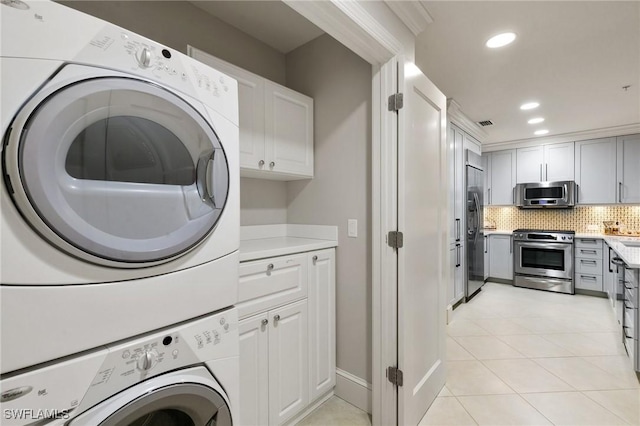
[239,314,269,426]
[308,249,336,401]
[268,300,309,425]
[397,60,447,426]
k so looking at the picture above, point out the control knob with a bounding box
[136,350,157,372]
[136,47,153,69]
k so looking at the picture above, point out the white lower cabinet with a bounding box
[488,234,513,281]
[238,249,335,425]
[575,238,604,292]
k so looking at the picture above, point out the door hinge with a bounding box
[387,366,403,387]
[388,93,404,112]
[388,231,404,249]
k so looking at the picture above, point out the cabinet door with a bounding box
[617,134,640,203]
[454,243,464,302]
[482,154,490,206]
[448,245,456,304]
[239,313,269,426]
[575,138,617,204]
[516,146,544,183]
[308,249,336,402]
[264,81,314,178]
[449,125,464,245]
[269,300,309,425]
[489,150,517,205]
[483,235,489,281]
[544,142,574,182]
[489,235,513,280]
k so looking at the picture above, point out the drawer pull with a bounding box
[580,260,597,265]
[261,319,269,326]
[580,250,597,254]
[580,275,597,281]
[581,239,597,244]
[312,255,318,264]
[267,263,274,271]
[273,314,281,324]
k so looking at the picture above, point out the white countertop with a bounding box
[239,224,338,262]
[484,229,513,236]
[603,236,640,269]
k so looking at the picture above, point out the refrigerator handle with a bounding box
[473,192,481,244]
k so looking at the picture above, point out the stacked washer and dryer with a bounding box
[1,1,240,424]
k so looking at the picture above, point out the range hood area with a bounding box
[515,181,577,209]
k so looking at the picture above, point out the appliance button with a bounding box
[561,236,566,240]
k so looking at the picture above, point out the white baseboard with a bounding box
[287,390,334,425]
[335,368,372,414]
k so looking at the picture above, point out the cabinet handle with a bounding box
[581,239,597,244]
[455,244,461,267]
[270,161,275,168]
[540,164,542,181]
[580,250,597,255]
[619,182,623,203]
[488,188,491,205]
[455,218,461,242]
[484,236,488,254]
[312,255,318,264]
[580,275,597,281]
[267,263,274,270]
[261,319,269,326]
[545,164,548,181]
[580,260,597,266]
[258,160,265,167]
[273,314,281,324]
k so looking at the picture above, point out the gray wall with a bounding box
[286,35,372,383]
[58,1,286,84]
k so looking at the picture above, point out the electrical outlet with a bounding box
[587,224,599,231]
[348,219,358,238]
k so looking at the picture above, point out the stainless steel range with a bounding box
[513,229,575,294]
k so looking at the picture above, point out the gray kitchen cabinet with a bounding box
[516,146,544,183]
[483,235,489,281]
[488,234,513,281]
[485,150,517,205]
[616,134,640,204]
[516,142,574,184]
[575,137,617,204]
[575,238,604,292]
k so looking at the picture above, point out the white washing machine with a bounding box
[1,0,239,373]
[0,308,239,426]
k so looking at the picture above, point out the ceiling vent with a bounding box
[478,120,493,127]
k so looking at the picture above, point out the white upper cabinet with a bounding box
[516,146,544,183]
[189,49,314,180]
[516,142,574,183]
[544,142,575,182]
[487,149,517,205]
[265,81,314,178]
[575,137,617,204]
[617,134,640,203]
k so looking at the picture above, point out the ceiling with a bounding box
[190,1,324,54]
[190,1,639,146]
[417,1,640,145]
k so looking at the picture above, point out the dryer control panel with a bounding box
[0,308,238,426]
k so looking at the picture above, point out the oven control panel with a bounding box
[513,230,574,243]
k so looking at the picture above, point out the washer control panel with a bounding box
[76,308,237,416]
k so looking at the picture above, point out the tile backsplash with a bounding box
[485,206,640,233]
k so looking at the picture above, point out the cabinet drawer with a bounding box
[576,247,602,259]
[575,238,602,249]
[625,286,637,308]
[624,308,635,339]
[576,258,602,275]
[238,254,308,319]
[626,268,638,287]
[575,273,603,291]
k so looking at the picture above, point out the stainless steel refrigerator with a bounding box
[465,150,484,300]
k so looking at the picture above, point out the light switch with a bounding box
[348,219,358,238]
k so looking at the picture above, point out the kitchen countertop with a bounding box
[239,224,338,262]
[483,229,513,236]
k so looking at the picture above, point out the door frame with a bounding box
[281,2,418,424]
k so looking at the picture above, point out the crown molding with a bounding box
[482,123,640,152]
[384,0,433,36]
[447,99,488,142]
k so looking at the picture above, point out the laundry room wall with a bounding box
[57,0,289,226]
[285,34,373,405]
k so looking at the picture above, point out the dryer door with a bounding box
[67,367,232,426]
[4,65,230,267]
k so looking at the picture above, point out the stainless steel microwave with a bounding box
[515,181,576,208]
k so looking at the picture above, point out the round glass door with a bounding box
[7,75,229,266]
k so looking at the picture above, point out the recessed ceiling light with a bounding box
[528,117,545,124]
[486,32,517,48]
[534,129,549,136]
[520,102,540,110]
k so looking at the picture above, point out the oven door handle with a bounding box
[514,241,572,250]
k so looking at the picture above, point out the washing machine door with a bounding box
[67,367,232,426]
[4,65,230,267]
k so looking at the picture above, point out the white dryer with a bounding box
[0,308,239,426]
[0,0,239,373]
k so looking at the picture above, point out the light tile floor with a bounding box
[299,282,640,425]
